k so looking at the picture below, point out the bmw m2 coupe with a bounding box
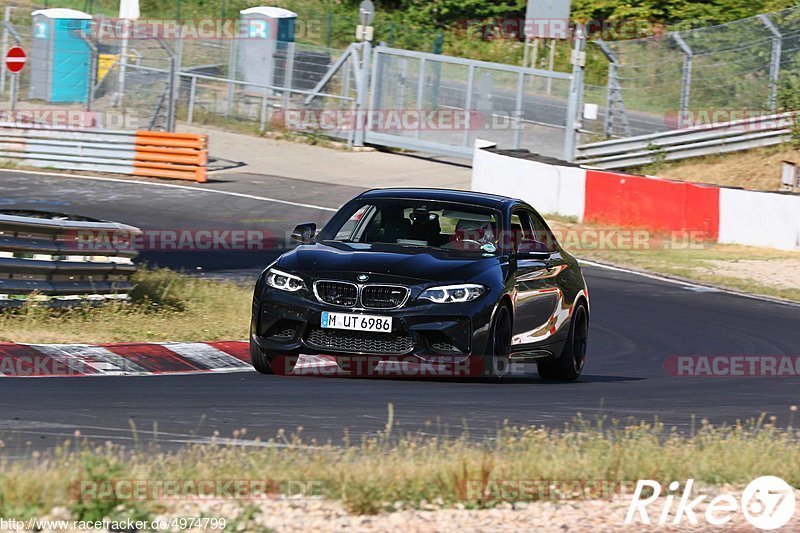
[250,188,589,380]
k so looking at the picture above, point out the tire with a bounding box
[249,336,273,374]
[537,303,588,381]
[484,304,512,380]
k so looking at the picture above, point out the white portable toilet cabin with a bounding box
[29,8,93,102]
[238,7,297,92]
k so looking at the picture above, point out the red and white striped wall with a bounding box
[472,146,800,251]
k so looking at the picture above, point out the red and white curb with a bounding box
[0,341,247,377]
[0,341,343,378]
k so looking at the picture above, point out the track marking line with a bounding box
[580,259,799,307]
[0,168,338,212]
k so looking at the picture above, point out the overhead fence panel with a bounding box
[367,46,574,160]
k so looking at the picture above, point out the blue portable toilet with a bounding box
[238,7,297,91]
[29,8,93,103]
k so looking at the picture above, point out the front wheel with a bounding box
[249,336,273,374]
[537,303,588,381]
[484,304,512,380]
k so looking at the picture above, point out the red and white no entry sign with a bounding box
[5,46,27,73]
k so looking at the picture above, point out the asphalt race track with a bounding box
[1,170,799,454]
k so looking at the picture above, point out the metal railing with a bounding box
[0,124,209,181]
[0,211,140,306]
[577,112,796,169]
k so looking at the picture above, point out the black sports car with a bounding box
[250,188,589,380]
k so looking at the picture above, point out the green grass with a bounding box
[1,411,799,520]
[0,268,251,344]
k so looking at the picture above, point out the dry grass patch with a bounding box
[0,268,251,344]
[632,144,800,191]
[1,412,799,520]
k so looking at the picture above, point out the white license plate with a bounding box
[321,312,392,333]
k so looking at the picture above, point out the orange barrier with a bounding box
[133,131,209,183]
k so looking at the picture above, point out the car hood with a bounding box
[276,241,501,283]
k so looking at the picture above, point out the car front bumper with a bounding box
[251,286,496,367]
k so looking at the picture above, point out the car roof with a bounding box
[356,188,519,209]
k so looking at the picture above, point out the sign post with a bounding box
[524,0,572,81]
[356,0,374,42]
[5,46,26,113]
[115,0,141,108]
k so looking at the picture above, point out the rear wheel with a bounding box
[250,336,273,374]
[537,303,588,381]
[485,304,512,379]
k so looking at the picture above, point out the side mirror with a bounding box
[291,222,316,244]
[516,239,551,260]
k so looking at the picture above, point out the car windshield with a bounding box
[320,199,502,255]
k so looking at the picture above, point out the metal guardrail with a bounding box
[0,124,209,182]
[577,112,796,169]
[0,211,141,307]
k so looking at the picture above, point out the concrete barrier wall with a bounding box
[472,148,586,221]
[719,188,800,250]
[471,145,800,251]
[585,169,720,240]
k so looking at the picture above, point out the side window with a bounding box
[526,211,558,251]
[335,204,372,240]
[509,211,534,252]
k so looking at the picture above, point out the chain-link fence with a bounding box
[368,46,574,159]
[0,6,352,132]
[0,7,176,130]
[583,6,800,139]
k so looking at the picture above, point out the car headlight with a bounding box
[266,268,306,292]
[419,284,486,303]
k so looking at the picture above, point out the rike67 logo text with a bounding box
[626,476,795,530]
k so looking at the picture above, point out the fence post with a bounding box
[513,71,524,148]
[758,14,782,113]
[353,41,372,147]
[170,32,183,131]
[85,40,96,113]
[115,19,131,108]
[0,6,12,94]
[596,41,616,138]
[76,29,97,114]
[563,24,586,162]
[226,37,239,117]
[462,64,475,148]
[156,37,178,131]
[414,56,426,141]
[672,32,693,129]
[187,75,197,124]
[282,41,295,111]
